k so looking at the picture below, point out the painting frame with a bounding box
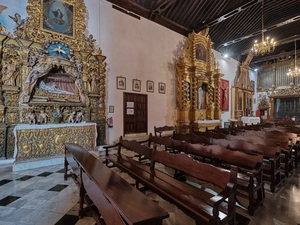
[158,82,166,94]
[41,0,75,38]
[220,79,229,111]
[116,76,126,90]
[146,80,154,93]
[132,79,141,92]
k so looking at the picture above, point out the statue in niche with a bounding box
[1,60,19,86]
[198,86,206,109]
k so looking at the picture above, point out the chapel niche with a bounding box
[176,29,223,126]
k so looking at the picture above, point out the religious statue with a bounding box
[1,60,19,86]
[67,111,76,123]
[197,87,206,109]
[86,34,96,53]
[26,111,36,125]
[0,22,6,35]
[75,111,84,123]
[38,110,49,124]
[8,13,27,38]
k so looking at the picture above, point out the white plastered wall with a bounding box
[85,0,253,143]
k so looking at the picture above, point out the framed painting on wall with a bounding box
[116,76,126,90]
[132,79,141,92]
[146,80,154,92]
[158,82,166,94]
[220,79,229,111]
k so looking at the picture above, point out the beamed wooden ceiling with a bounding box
[107,0,300,68]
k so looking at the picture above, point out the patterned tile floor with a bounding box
[0,150,300,225]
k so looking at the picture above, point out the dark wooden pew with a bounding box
[154,125,176,137]
[211,138,283,193]
[105,139,241,225]
[64,143,169,225]
[143,134,263,216]
[185,143,264,216]
[229,134,294,178]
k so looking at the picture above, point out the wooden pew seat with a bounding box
[64,143,169,225]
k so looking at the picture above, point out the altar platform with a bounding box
[13,122,97,171]
[193,120,220,132]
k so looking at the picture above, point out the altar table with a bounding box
[193,120,221,132]
[13,123,97,171]
[241,117,261,125]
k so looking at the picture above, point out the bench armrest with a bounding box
[207,183,235,216]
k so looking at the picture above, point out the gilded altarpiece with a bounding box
[0,0,107,161]
[231,53,254,118]
[176,29,223,129]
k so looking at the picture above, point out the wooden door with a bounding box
[123,93,147,135]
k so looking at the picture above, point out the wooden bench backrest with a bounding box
[212,138,280,157]
[149,133,173,149]
[172,132,198,143]
[120,139,154,159]
[229,135,290,149]
[175,125,193,134]
[152,150,235,190]
[190,135,211,145]
[186,143,261,170]
[171,139,188,153]
[154,125,176,137]
[208,145,263,170]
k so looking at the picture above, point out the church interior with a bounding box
[1,0,300,224]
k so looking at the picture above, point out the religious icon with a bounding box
[117,76,126,90]
[195,43,206,62]
[147,80,154,93]
[132,79,141,92]
[158,82,166,94]
[220,79,229,111]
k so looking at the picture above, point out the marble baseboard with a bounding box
[13,156,64,171]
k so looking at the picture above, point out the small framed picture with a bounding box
[132,79,141,92]
[109,105,114,113]
[158,82,166,94]
[116,76,126,90]
[146,80,154,93]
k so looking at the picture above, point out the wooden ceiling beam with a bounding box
[150,0,177,21]
[193,0,261,32]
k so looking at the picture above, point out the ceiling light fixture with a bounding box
[251,0,276,56]
[287,40,300,77]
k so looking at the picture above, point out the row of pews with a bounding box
[156,121,300,215]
